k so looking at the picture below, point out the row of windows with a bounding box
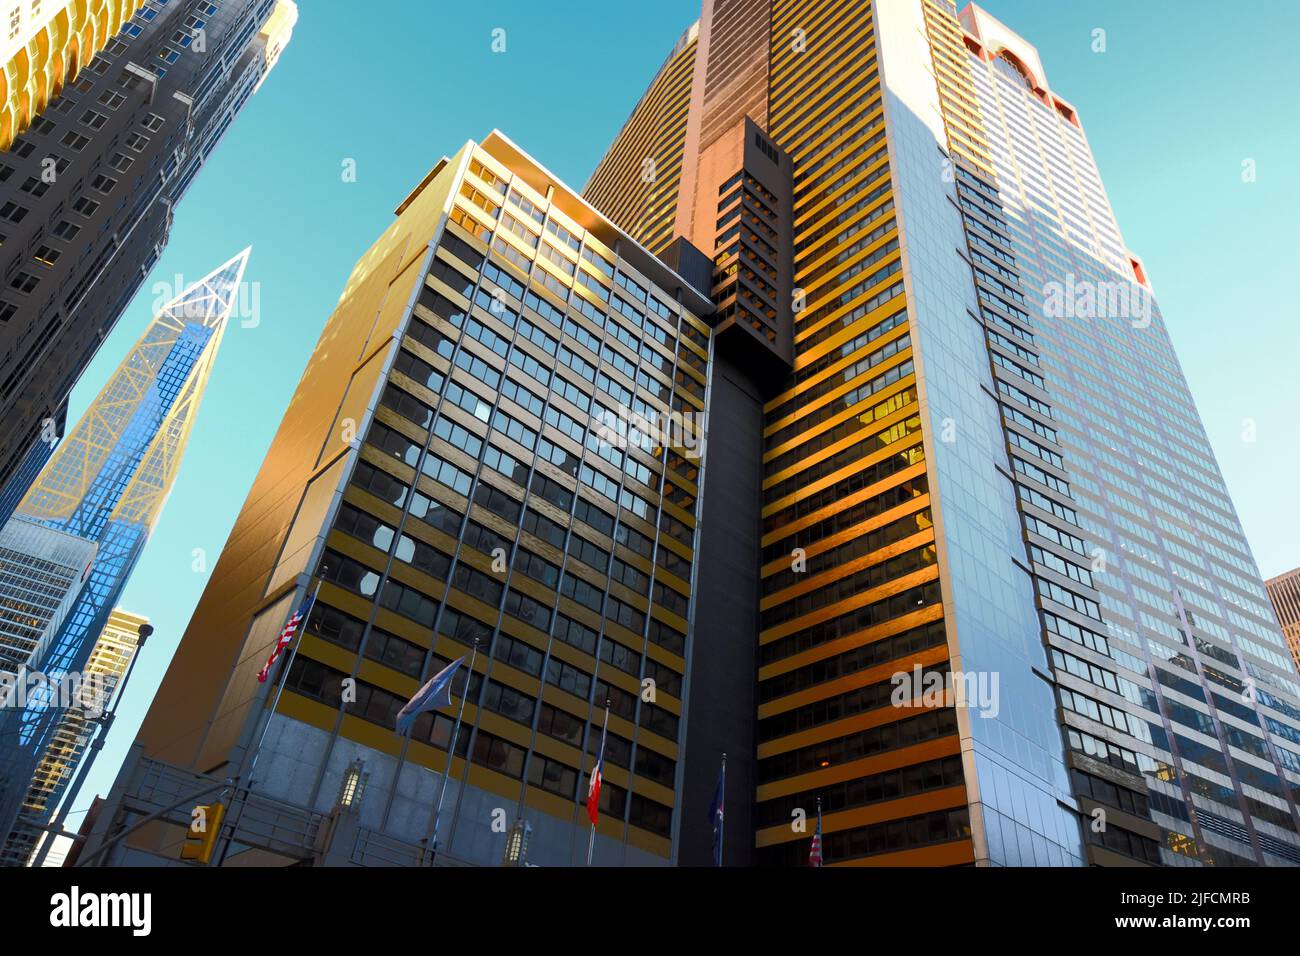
[759,620,948,704]
[332,467,688,697]
[290,606,679,800]
[762,542,937,629]
[764,403,921,508]
[755,754,963,829]
[367,380,690,612]
[755,806,971,867]
[757,707,958,784]
[759,664,949,742]
[763,508,931,595]
[762,580,942,667]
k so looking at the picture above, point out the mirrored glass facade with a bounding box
[939,0,1300,866]
[0,251,240,865]
[581,0,1300,867]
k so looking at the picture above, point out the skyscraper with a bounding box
[92,132,715,868]
[23,606,146,867]
[0,0,294,519]
[85,1,1300,870]
[584,21,698,259]
[1265,568,1300,675]
[1,1,149,150]
[0,249,244,865]
[0,519,95,676]
[580,0,1300,867]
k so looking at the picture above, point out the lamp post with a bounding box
[29,620,153,868]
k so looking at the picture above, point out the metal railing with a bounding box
[80,748,474,867]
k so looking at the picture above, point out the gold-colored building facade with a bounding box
[1266,568,1300,676]
[750,0,959,866]
[135,132,714,865]
[584,0,964,867]
[583,22,698,259]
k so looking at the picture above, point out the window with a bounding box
[507,189,545,225]
[528,754,578,798]
[366,421,421,467]
[8,272,38,294]
[545,657,592,699]
[32,245,60,266]
[0,202,29,223]
[545,218,580,251]
[538,703,584,745]
[581,246,613,276]
[470,732,525,779]
[628,794,672,837]
[319,550,382,600]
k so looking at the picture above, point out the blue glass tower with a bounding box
[0,249,248,865]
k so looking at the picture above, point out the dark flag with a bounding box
[709,755,726,866]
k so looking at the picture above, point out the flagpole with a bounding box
[217,576,320,868]
[815,796,823,868]
[426,637,479,862]
[718,752,726,867]
[248,576,322,785]
[586,700,610,867]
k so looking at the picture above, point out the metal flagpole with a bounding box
[586,700,611,867]
[815,796,823,868]
[247,577,323,785]
[214,577,320,868]
[29,622,154,868]
[426,637,479,861]
[718,752,726,866]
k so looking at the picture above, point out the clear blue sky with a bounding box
[61,0,1299,834]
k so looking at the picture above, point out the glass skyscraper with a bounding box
[84,1,1300,869]
[578,0,1300,867]
[24,607,147,866]
[0,250,244,865]
[947,1,1300,868]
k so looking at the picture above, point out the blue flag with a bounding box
[709,760,725,866]
[395,656,464,736]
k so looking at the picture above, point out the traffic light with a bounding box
[180,802,226,864]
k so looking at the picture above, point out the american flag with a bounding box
[809,800,823,867]
[256,595,316,684]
